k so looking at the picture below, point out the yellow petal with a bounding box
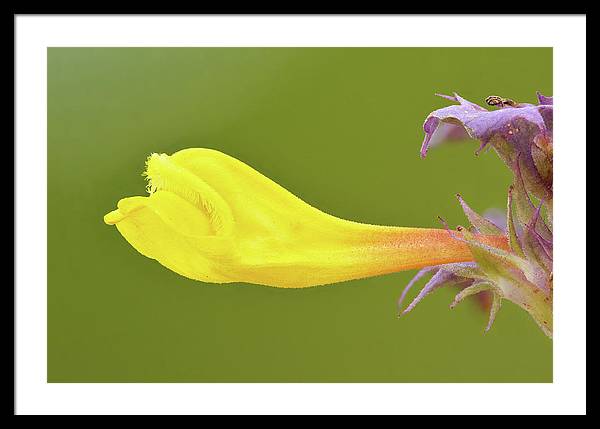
[105,148,508,288]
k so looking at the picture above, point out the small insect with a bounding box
[485,95,518,108]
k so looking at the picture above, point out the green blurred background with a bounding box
[48,48,552,382]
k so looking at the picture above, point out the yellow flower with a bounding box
[104,148,507,288]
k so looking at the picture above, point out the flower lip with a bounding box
[104,208,126,225]
[103,197,152,226]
